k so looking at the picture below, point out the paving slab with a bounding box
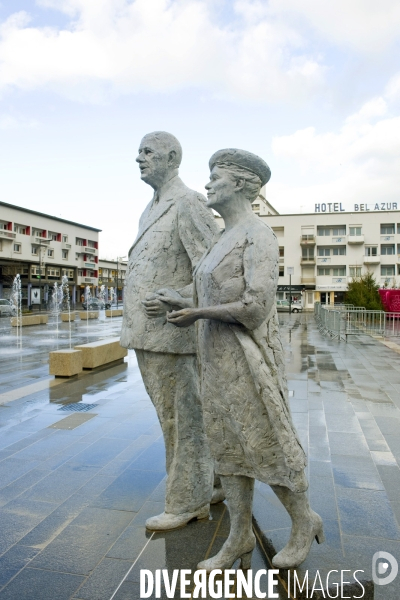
[0,314,400,598]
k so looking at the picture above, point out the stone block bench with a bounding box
[61,312,75,322]
[11,314,48,326]
[105,309,123,317]
[49,349,82,377]
[74,337,127,369]
[78,311,99,320]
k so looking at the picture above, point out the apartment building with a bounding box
[215,199,400,310]
[98,259,128,303]
[0,201,101,307]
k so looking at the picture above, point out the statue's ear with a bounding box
[235,177,246,192]
[168,150,177,166]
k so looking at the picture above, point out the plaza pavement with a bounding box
[0,313,399,598]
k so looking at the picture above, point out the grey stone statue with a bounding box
[164,148,324,569]
[121,131,220,531]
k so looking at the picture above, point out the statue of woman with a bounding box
[159,149,324,571]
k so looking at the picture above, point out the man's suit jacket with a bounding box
[120,176,219,354]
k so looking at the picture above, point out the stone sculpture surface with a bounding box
[121,131,219,531]
[164,148,324,569]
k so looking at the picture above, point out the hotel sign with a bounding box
[315,202,397,213]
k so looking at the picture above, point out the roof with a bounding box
[0,201,102,232]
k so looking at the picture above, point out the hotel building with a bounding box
[0,202,101,307]
[215,191,400,311]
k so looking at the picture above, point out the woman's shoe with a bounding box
[197,535,256,572]
[272,511,325,569]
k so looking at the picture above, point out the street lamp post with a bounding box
[287,267,294,314]
[115,256,127,309]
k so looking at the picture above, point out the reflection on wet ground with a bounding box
[0,313,400,598]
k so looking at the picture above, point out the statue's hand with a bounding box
[167,308,199,327]
[155,288,193,309]
[142,292,171,318]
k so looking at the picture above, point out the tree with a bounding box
[345,271,383,310]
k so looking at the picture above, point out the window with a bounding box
[332,227,346,236]
[349,227,362,236]
[76,238,84,246]
[47,249,54,258]
[62,235,68,243]
[318,247,330,257]
[350,266,362,277]
[381,244,395,255]
[365,246,378,256]
[302,247,314,259]
[62,269,74,278]
[317,267,331,276]
[62,249,68,259]
[332,246,346,256]
[47,268,60,277]
[279,247,284,257]
[279,267,284,277]
[252,204,260,211]
[13,243,21,252]
[381,224,395,235]
[31,246,38,255]
[332,267,346,276]
[78,269,83,276]
[317,227,330,236]
[87,240,96,248]
[49,232,58,241]
[381,265,395,276]
[14,224,27,234]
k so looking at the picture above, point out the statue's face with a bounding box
[136,135,170,187]
[205,166,236,209]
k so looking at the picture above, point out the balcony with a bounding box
[381,235,395,242]
[300,258,316,265]
[84,247,96,254]
[62,242,71,250]
[381,277,395,286]
[32,236,51,245]
[317,235,346,245]
[0,230,16,241]
[317,257,331,265]
[300,235,316,245]
[348,234,365,244]
[77,276,98,285]
[301,276,316,285]
[363,255,380,265]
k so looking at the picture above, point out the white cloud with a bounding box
[0,113,38,129]
[0,0,325,103]
[270,80,400,210]
[268,0,400,54]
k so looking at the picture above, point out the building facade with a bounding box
[216,200,400,310]
[98,259,128,303]
[0,202,101,307]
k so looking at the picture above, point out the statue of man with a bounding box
[121,131,219,531]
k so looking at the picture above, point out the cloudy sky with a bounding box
[1,0,400,258]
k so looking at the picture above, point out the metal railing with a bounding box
[314,303,400,341]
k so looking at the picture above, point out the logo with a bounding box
[372,551,398,586]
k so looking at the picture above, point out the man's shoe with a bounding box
[145,505,210,531]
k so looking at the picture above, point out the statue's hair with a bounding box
[215,162,262,202]
[142,131,182,168]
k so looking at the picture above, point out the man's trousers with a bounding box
[135,350,213,514]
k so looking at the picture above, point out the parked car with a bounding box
[0,299,16,317]
[82,298,111,310]
[276,300,303,313]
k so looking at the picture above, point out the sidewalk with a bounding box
[0,314,399,598]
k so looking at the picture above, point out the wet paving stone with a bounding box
[1,314,400,598]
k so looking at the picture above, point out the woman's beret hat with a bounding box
[209,148,271,186]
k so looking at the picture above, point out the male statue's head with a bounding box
[136,131,183,190]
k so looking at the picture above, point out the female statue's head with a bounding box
[205,149,271,209]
